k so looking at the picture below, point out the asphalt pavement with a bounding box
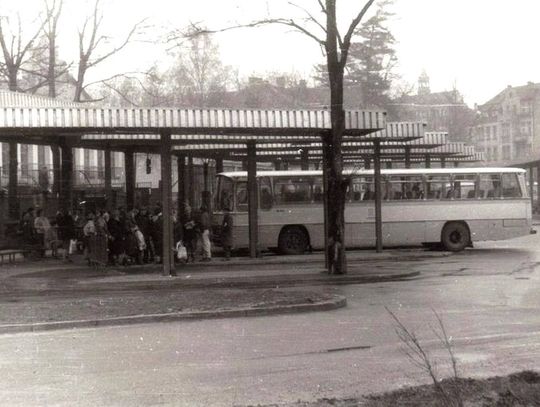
[0,233,539,406]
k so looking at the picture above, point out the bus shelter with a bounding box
[0,96,390,275]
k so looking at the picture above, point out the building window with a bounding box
[502,145,511,160]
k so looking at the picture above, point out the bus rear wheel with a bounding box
[441,222,470,252]
[278,226,308,255]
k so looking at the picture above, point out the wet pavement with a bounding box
[0,232,539,406]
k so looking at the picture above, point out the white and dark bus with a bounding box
[212,168,532,253]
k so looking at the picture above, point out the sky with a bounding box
[3,0,540,107]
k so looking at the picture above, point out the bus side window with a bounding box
[260,177,273,210]
[481,174,502,199]
[274,177,312,204]
[502,173,521,198]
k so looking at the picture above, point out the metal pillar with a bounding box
[177,154,186,225]
[300,149,309,170]
[188,156,194,207]
[215,157,223,174]
[51,145,60,197]
[537,162,540,213]
[104,149,112,211]
[124,149,135,210]
[441,157,446,168]
[274,160,282,171]
[454,161,459,168]
[8,141,18,219]
[60,140,73,212]
[530,166,534,209]
[425,153,431,169]
[203,161,209,192]
[246,141,258,258]
[160,131,175,276]
[404,146,411,169]
[373,141,383,253]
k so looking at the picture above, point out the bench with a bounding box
[0,249,29,265]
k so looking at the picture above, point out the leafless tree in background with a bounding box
[74,0,145,102]
[0,13,44,91]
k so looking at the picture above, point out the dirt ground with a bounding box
[0,288,337,325]
[268,371,540,406]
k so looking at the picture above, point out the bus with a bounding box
[212,168,533,253]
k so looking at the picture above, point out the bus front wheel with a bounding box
[441,222,470,252]
[278,226,308,255]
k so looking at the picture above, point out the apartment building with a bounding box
[472,82,540,162]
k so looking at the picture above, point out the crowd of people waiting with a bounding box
[18,203,219,266]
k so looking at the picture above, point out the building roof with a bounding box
[392,89,465,107]
[0,90,87,108]
[481,82,540,107]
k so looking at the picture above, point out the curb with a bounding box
[0,296,347,335]
[160,251,450,269]
[3,271,422,297]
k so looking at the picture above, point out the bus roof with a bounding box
[218,167,526,178]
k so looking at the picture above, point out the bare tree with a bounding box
[176,0,376,274]
[0,13,44,91]
[43,0,63,98]
[74,0,145,102]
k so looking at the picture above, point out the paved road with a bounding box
[1,234,539,406]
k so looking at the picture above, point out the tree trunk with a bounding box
[324,0,347,274]
[48,36,56,98]
[74,59,87,102]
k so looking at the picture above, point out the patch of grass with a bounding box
[258,371,540,406]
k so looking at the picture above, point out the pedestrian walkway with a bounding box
[0,248,446,295]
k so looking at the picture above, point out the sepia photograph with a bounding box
[0,0,539,405]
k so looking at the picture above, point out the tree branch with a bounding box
[339,0,376,69]
[174,18,325,47]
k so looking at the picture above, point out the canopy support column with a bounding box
[104,148,112,211]
[8,141,18,219]
[59,140,73,212]
[177,154,186,225]
[374,140,383,253]
[215,157,223,174]
[188,156,194,208]
[247,141,258,258]
[203,160,211,210]
[537,162,540,213]
[124,149,135,210]
[404,146,411,169]
[425,153,431,169]
[160,131,175,276]
[51,145,60,197]
[454,161,459,168]
[530,166,534,209]
[441,157,446,168]
[300,148,309,170]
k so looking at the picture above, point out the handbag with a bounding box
[176,241,187,261]
[69,239,77,255]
